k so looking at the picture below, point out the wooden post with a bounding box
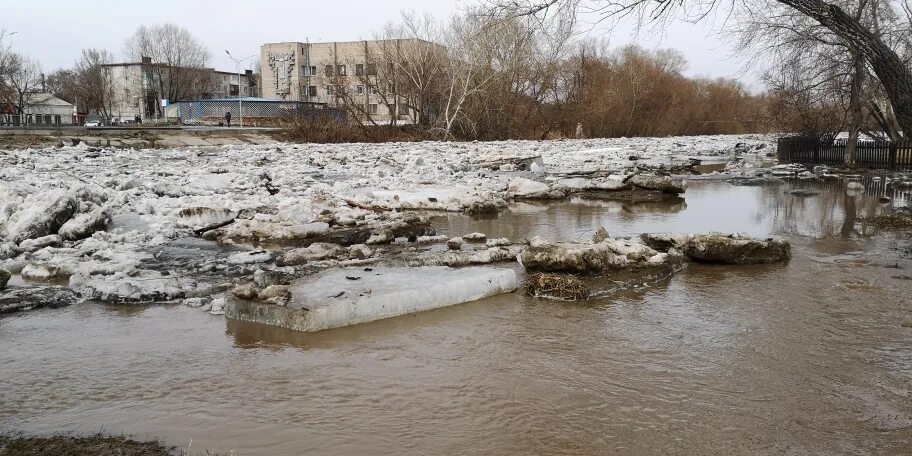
[813,139,820,164]
[889,142,897,170]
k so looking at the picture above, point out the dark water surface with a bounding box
[2,180,912,455]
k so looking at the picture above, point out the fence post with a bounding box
[889,142,897,170]
[813,140,820,164]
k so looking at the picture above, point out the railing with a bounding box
[778,136,912,170]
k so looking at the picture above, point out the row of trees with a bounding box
[303,0,910,145]
[318,10,774,141]
[485,0,912,158]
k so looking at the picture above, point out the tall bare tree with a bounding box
[3,53,42,118]
[124,23,212,115]
[74,49,117,119]
[0,29,18,112]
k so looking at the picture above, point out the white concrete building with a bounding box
[260,39,442,125]
[0,93,75,126]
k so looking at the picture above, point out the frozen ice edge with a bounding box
[227,266,517,332]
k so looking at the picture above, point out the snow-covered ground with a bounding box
[0,134,774,306]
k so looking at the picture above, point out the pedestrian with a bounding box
[225,111,232,127]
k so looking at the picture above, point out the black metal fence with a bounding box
[778,136,912,170]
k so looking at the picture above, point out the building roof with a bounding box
[261,38,441,47]
[102,61,239,75]
[174,97,299,103]
[29,93,74,107]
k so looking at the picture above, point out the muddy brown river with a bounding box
[2,179,912,455]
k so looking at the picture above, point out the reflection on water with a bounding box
[433,179,910,240]
[2,180,912,455]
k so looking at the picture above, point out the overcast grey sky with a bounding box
[1,0,758,88]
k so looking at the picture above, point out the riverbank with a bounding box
[0,434,172,456]
[0,126,279,149]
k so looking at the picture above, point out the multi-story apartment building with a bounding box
[260,39,441,125]
[102,58,258,123]
[211,70,258,98]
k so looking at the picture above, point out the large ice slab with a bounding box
[227,266,517,332]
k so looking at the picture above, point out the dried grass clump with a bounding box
[0,433,173,456]
[524,273,589,301]
[865,214,912,230]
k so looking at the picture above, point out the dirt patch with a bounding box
[0,135,59,150]
[579,189,680,203]
[0,434,173,456]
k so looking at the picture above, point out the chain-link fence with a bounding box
[165,99,347,127]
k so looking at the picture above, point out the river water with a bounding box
[2,179,912,455]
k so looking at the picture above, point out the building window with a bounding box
[356,64,364,76]
[356,85,364,95]
[371,86,379,95]
[337,64,346,76]
[302,65,316,76]
[368,104,378,115]
[388,83,395,94]
[308,86,317,97]
[326,85,335,95]
[35,115,43,125]
[45,115,52,124]
[367,63,377,75]
[54,115,61,125]
[325,65,334,76]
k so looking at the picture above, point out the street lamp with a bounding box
[225,50,255,127]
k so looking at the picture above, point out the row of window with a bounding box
[302,84,394,97]
[0,114,64,126]
[302,63,380,77]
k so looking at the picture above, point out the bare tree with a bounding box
[0,29,18,110]
[45,68,78,104]
[124,24,212,115]
[374,12,450,127]
[489,0,912,139]
[75,49,117,119]
[3,53,42,119]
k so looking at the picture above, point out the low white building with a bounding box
[0,93,75,126]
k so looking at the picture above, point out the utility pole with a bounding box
[225,50,255,127]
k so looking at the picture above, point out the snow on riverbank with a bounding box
[0,134,773,304]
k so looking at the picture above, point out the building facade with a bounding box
[211,70,259,99]
[260,39,440,125]
[102,59,258,123]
